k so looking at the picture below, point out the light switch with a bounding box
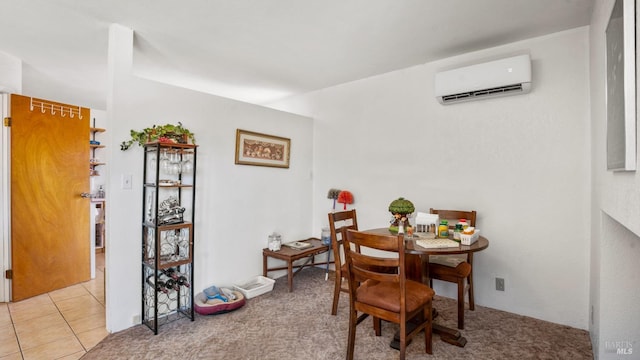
[122,174,133,190]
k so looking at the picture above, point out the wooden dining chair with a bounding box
[429,208,477,330]
[327,209,359,315]
[343,228,434,360]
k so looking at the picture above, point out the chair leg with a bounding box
[457,279,465,330]
[399,320,407,360]
[467,253,475,311]
[467,271,475,311]
[331,274,342,315]
[424,300,433,355]
[347,308,357,360]
[373,316,382,336]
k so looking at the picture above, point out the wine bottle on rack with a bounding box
[164,278,180,291]
[146,275,169,294]
[161,267,178,280]
[177,274,190,288]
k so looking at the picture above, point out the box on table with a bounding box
[233,276,275,299]
[459,229,480,245]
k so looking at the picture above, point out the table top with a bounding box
[360,228,489,255]
[262,237,328,258]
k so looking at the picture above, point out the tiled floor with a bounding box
[0,252,107,360]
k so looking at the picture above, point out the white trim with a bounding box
[1,93,11,302]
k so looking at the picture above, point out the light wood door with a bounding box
[10,94,90,301]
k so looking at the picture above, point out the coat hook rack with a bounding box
[29,98,83,119]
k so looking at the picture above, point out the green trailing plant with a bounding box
[120,122,195,150]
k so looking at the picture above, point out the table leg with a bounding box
[287,260,293,292]
[435,324,467,347]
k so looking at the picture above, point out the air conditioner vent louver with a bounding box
[441,84,524,103]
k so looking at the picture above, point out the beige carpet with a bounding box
[82,267,592,359]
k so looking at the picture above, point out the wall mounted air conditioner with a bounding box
[434,54,531,105]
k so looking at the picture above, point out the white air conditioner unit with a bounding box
[434,54,531,105]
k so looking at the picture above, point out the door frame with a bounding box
[1,93,11,302]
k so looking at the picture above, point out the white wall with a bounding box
[105,25,314,332]
[0,51,21,94]
[271,28,591,329]
[589,1,640,358]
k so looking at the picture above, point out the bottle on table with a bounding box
[438,220,449,238]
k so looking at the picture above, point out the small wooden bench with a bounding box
[262,237,333,292]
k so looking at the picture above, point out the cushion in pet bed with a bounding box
[194,290,245,315]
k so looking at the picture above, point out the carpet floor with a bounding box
[82,267,593,359]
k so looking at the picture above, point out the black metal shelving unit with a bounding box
[141,142,197,334]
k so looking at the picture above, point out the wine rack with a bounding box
[142,142,197,334]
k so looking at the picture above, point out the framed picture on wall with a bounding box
[235,129,291,168]
[605,0,636,171]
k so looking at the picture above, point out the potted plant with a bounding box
[388,197,415,233]
[120,122,195,150]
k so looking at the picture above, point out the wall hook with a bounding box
[41,103,45,113]
[78,107,83,120]
[51,104,56,115]
[60,107,66,117]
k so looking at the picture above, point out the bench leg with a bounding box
[263,253,268,277]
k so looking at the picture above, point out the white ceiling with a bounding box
[0,0,594,109]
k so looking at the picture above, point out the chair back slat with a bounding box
[348,251,399,284]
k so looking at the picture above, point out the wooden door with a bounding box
[10,94,90,301]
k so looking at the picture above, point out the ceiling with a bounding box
[0,0,594,110]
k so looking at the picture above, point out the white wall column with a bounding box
[0,51,20,302]
[0,94,9,302]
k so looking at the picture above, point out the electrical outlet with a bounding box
[496,277,505,291]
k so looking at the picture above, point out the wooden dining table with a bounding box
[360,228,489,348]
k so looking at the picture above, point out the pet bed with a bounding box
[194,289,246,315]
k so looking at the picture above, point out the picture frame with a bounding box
[605,0,636,171]
[235,129,291,168]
